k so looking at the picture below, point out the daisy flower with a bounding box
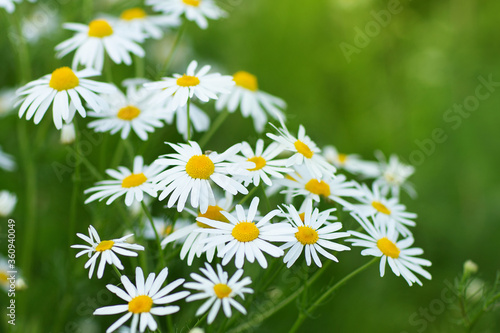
[215,71,286,132]
[0,146,15,171]
[114,7,180,40]
[16,67,115,129]
[71,225,144,279]
[374,152,416,198]
[147,0,226,30]
[197,197,294,269]
[94,266,189,333]
[0,0,19,13]
[322,145,380,177]
[142,216,190,241]
[85,156,165,207]
[350,184,417,236]
[0,256,27,292]
[346,214,432,286]
[236,139,292,187]
[144,60,234,112]
[0,190,17,217]
[184,263,253,324]
[0,88,17,117]
[267,118,335,178]
[55,19,145,72]
[153,141,251,213]
[87,83,165,141]
[279,200,350,268]
[161,192,233,265]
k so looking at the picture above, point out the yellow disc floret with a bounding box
[232,222,259,242]
[88,19,114,38]
[95,240,114,252]
[176,74,200,87]
[247,156,266,171]
[197,205,229,228]
[185,155,214,179]
[305,179,331,197]
[117,105,141,121]
[182,0,201,7]
[128,295,153,314]
[295,226,319,245]
[49,67,79,91]
[294,140,313,159]
[121,173,148,188]
[233,71,258,91]
[337,153,347,165]
[213,283,232,299]
[120,8,147,20]
[371,201,391,215]
[377,237,400,258]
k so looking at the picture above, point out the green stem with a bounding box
[112,264,123,278]
[199,109,230,148]
[187,96,191,141]
[135,54,145,78]
[288,257,379,333]
[158,22,185,79]
[141,201,166,269]
[233,186,259,209]
[69,121,82,246]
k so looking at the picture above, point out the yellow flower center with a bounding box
[197,205,229,228]
[49,67,79,91]
[371,201,391,215]
[128,295,153,314]
[88,19,114,38]
[233,71,258,91]
[298,212,306,222]
[162,225,173,236]
[213,283,232,299]
[305,179,331,197]
[185,155,214,179]
[182,0,201,7]
[121,173,148,188]
[0,272,8,283]
[120,8,147,20]
[95,240,114,252]
[294,140,313,159]
[176,74,200,87]
[377,237,400,259]
[232,222,259,242]
[247,156,266,171]
[295,226,319,245]
[337,153,347,165]
[117,105,141,121]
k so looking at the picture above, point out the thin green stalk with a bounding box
[233,186,259,209]
[199,109,230,148]
[68,121,82,245]
[187,96,191,141]
[135,54,145,78]
[191,312,209,329]
[112,264,123,279]
[260,182,271,211]
[158,22,185,79]
[288,257,379,333]
[104,56,114,84]
[141,201,166,269]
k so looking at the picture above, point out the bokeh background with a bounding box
[1,0,499,332]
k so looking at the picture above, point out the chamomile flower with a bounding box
[142,217,190,241]
[236,139,291,187]
[147,0,226,30]
[94,266,189,333]
[144,60,234,112]
[0,88,17,117]
[0,0,19,13]
[0,256,27,292]
[114,7,180,40]
[87,84,165,141]
[374,152,416,198]
[55,19,145,71]
[184,263,252,324]
[153,141,251,213]
[161,193,233,265]
[350,184,416,236]
[280,200,350,268]
[215,71,286,132]
[71,225,144,279]
[267,118,335,178]
[197,197,293,269]
[0,191,17,217]
[161,100,210,140]
[85,156,165,207]
[323,145,379,177]
[346,214,432,286]
[16,67,115,129]
[0,146,15,171]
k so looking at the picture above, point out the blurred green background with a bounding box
[1,0,500,332]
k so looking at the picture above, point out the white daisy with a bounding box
[153,141,251,213]
[323,145,380,177]
[16,67,115,129]
[142,216,190,241]
[197,197,294,269]
[85,156,165,207]
[374,152,416,198]
[215,71,286,132]
[87,83,165,141]
[147,0,226,30]
[144,60,234,112]
[346,214,432,286]
[350,184,417,236]
[0,146,15,171]
[0,255,27,292]
[184,263,252,324]
[267,118,336,178]
[0,0,19,13]
[60,122,76,144]
[0,88,17,117]
[94,266,189,333]
[71,225,144,279]
[55,19,145,72]
[113,7,180,40]
[0,190,17,217]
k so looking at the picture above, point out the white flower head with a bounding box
[0,146,16,172]
[323,145,380,177]
[114,7,180,40]
[0,0,20,13]
[142,216,190,241]
[71,225,144,279]
[0,255,26,292]
[215,71,286,132]
[0,88,17,117]
[16,67,116,129]
[94,266,189,333]
[85,156,165,207]
[184,263,253,324]
[0,190,17,217]
[147,0,226,29]
[55,19,145,71]
[346,214,432,286]
[374,151,416,198]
